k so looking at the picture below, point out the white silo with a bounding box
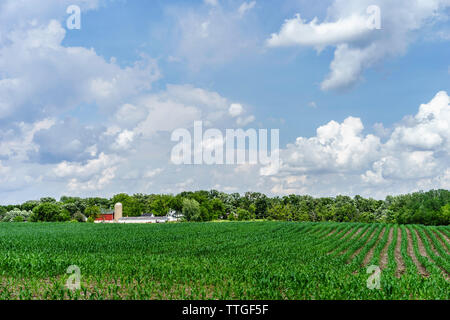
[114,203,123,222]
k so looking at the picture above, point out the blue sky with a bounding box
[0,0,449,203]
[62,0,450,142]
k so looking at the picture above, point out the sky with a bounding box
[0,0,449,204]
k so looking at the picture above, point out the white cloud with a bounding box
[238,1,256,17]
[283,116,381,173]
[267,0,450,91]
[388,91,450,151]
[170,2,259,68]
[54,153,121,179]
[67,166,117,192]
[144,168,164,179]
[0,19,160,121]
[114,130,135,150]
[267,13,370,49]
[229,103,244,117]
[373,122,391,138]
[236,115,255,126]
[277,91,450,197]
[320,43,379,91]
[0,161,11,176]
[0,0,449,203]
[115,104,149,128]
[0,118,55,161]
[204,0,219,7]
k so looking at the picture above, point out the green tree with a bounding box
[13,216,24,222]
[182,198,201,222]
[267,203,291,221]
[237,208,253,221]
[31,203,67,222]
[0,206,7,220]
[210,198,226,220]
[111,194,142,217]
[439,204,450,225]
[148,194,173,216]
[20,200,40,212]
[85,206,101,218]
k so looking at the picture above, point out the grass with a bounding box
[0,221,448,300]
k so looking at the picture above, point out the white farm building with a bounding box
[95,203,182,224]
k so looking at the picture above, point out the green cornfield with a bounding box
[0,222,448,300]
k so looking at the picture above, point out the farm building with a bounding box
[95,209,114,222]
[94,203,122,223]
[95,203,182,224]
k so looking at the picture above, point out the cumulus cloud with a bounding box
[0,0,448,203]
[0,118,55,161]
[267,0,450,91]
[283,117,381,173]
[53,152,123,192]
[114,130,135,150]
[0,19,160,121]
[0,0,101,45]
[131,84,235,138]
[277,91,450,197]
[267,13,371,49]
[31,118,106,164]
[54,153,121,179]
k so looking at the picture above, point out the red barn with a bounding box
[95,209,115,222]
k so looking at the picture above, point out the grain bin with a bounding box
[114,203,123,222]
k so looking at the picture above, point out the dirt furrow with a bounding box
[324,228,338,238]
[339,227,358,240]
[432,230,450,255]
[349,228,376,262]
[413,229,428,257]
[329,227,364,255]
[349,227,364,240]
[380,227,393,270]
[363,227,386,266]
[340,227,370,256]
[394,228,405,277]
[438,229,450,243]
[421,230,441,257]
[417,229,450,280]
[405,227,429,277]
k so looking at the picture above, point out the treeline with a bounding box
[0,189,449,226]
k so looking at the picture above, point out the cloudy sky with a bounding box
[0,0,449,204]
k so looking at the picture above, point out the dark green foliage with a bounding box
[237,208,253,221]
[0,206,6,219]
[31,203,68,222]
[84,206,101,218]
[20,200,40,211]
[182,198,201,222]
[12,216,24,223]
[2,189,449,225]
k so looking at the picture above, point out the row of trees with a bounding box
[0,189,449,225]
